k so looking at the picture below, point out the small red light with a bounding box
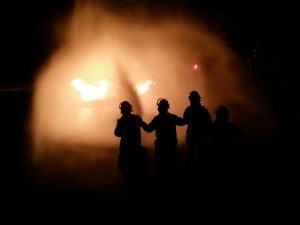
[192,64,200,71]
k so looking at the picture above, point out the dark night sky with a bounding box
[3,0,296,85]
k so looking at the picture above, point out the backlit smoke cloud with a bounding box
[29,1,279,183]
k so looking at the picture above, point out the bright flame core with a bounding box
[136,79,155,95]
[71,78,109,101]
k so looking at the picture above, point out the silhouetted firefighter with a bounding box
[114,101,149,194]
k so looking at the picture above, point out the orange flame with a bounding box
[71,78,109,101]
[136,79,155,95]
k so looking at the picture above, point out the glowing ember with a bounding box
[136,79,155,95]
[71,78,108,101]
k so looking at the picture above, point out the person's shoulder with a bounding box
[229,121,242,130]
[200,105,208,109]
[200,105,210,112]
[131,114,142,119]
[184,105,192,112]
[131,113,140,117]
[169,113,181,118]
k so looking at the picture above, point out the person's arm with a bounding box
[182,107,190,125]
[134,114,154,132]
[114,118,125,137]
[175,115,187,126]
[142,119,155,133]
[202,107,213,137]
[203,107,213,124]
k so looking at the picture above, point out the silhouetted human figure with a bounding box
[144,98,186,186]
[114,101,149,195]
[210,105,245,182]
[183,90,212,175]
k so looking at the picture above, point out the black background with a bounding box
[1,0,297,220]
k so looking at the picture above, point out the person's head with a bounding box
[157,98,169,113]
[188,90,201,104]
[215,106,229,121]
[119,101,133,115]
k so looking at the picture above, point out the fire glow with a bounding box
[30,0,279,180]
